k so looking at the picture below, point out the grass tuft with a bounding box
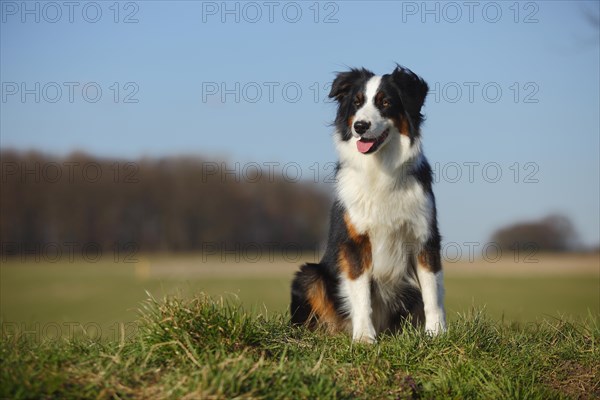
[2,293,599,399]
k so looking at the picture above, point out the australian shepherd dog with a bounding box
[291,65,446,343]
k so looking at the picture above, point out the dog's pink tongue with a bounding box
[357,139,375,154]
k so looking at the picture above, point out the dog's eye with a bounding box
[382,99,390,108]
[353,98,362,107]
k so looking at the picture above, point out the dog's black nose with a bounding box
[353,120,371,135]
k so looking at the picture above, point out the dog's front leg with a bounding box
[416,247,447,335]
[342,273,376,343]
[339,216,376,343]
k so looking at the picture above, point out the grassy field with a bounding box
[2,294,599,399]
[1,253,598,335]
[1,252,599,398]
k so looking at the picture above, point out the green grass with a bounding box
[2,294,599,399]
[1,256,598,397]
[447,275,599,322]
[1,259,598,337]
[0,260,294,332]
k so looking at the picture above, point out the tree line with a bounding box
[0,150,332,256]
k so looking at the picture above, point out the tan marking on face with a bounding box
[392,116,410,137]
[355,92,365,105]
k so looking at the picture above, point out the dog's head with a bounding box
[329,65,428,155]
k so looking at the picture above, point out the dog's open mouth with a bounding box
[356,129,389,154]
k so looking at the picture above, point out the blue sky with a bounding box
[1,1,599,247]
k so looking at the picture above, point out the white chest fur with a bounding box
[335,137,433,283]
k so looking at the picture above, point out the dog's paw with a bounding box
[424,317,447,336]
[352,333,376,344]
[352,324,377,344]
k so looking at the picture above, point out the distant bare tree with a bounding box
[582,3,600,30]
[490,214,581,253]
[579,2,600,47]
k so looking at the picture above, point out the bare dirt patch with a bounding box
[545,360,600,399]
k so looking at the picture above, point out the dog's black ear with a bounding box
[391,65,429,118]
[328,68,372,101]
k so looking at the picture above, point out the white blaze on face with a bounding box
[353,76,386,137]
